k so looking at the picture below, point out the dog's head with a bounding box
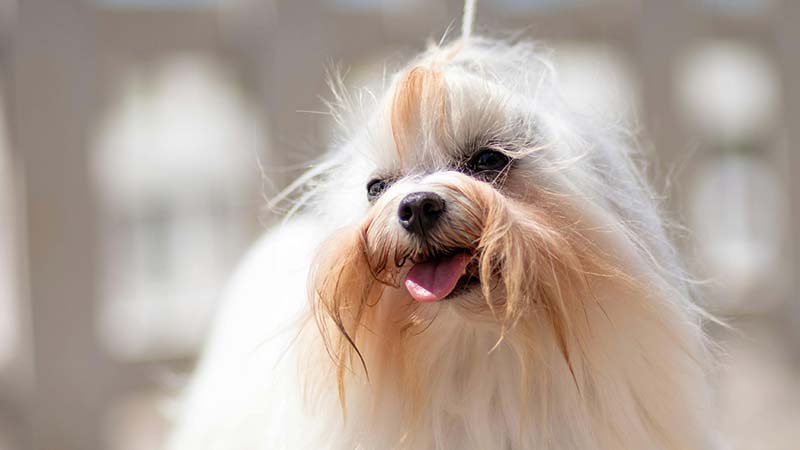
[300,38,697,417]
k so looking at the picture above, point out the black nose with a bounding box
[398,192,445,235]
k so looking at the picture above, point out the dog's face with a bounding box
[307,39,655,410]
[357,66,543,308]
[290,38,714,450]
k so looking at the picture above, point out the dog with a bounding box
[167,34,723,450]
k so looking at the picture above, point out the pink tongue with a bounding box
[404,253,470,302]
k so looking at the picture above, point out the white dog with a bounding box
[167,31,723,449]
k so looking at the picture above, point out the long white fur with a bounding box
[167,37,723,450]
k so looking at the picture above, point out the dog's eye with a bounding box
[366,178,388,201]
[468,149,511,173]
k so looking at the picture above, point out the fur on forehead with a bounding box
[347,38,555,174]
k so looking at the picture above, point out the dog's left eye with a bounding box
[367,178,389,201]
[468,149,511,173]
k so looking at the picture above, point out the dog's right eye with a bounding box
[467,148,511,173]
[367,178,388,201]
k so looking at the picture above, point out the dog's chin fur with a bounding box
[168,37,724,450]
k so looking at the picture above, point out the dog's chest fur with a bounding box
[308,309,588,450]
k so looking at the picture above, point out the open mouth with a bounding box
[404,250,480,302]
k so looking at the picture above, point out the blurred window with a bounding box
[92,55,264,361]
[677,41,785,309]
[551,42,640,125]
[676,41,779,143]
[690,152,787,311]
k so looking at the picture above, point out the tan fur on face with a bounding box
[308,172,650,423]
[390,67,449,162]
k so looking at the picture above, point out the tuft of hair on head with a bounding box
[390,66,449,162]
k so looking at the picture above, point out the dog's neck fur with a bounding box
[303,276,715,450]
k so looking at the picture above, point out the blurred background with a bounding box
[0,0,797,449]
